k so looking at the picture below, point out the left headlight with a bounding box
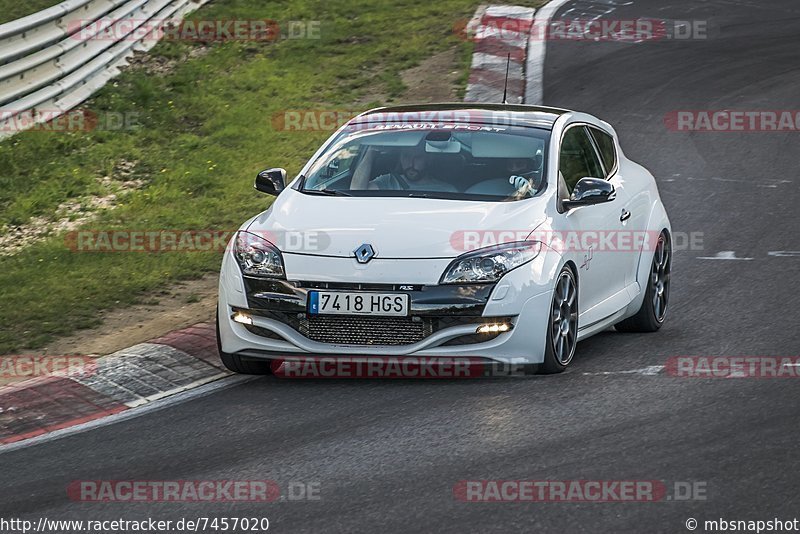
[233,231,286,279]
[440,241,541,284]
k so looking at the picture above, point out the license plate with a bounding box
[308,291,409,316]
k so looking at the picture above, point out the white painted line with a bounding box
[485,5,535,18]
[471,52,518,67]
[697,251,753,261]
[124,372,229,408]
[583,365,665,376]
[768,251,800,257]
[525,0,572,104]
[0,375,255,455]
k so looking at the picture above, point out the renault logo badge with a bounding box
[354,244,376,264]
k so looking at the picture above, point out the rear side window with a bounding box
[589,127,617,177]
[559,126,605,193]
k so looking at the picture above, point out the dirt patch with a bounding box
[123,46,210,76]
[400,48,462,103]
[353,47,463,106]
[28,275,218,358]
[0,159,146,256]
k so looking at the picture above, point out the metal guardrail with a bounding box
[0,0,208,138]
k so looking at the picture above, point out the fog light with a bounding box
[477,323,511,334]
[232,311,253,325]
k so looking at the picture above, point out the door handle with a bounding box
[620,209,631,222]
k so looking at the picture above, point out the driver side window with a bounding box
[559,126,604,193]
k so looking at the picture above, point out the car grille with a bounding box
[242,309,512,347]
[299,315,432,346]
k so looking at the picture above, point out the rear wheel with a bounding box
[615,231,671,333]
[216,310,274,375]
[538,266,578,374]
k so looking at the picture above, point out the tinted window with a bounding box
[589,127,617,177]
[301,126,551,201]
[559,126,604,193]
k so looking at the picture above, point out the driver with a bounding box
[506,156,541,196]
[352,144,456,192]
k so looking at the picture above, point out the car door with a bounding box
[556,125,630,328]
[588,125,650,295]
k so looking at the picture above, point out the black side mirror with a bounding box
[563,177,615,210]
[255,168,286,196]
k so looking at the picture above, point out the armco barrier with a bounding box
[0,0,208,138]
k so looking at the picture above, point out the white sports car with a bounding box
[217,104,671,375]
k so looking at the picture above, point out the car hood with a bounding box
[246,188,548,259]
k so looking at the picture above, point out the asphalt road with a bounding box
[2,1,799,532]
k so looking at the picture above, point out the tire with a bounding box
[615,231,671,333]
[216,311,274,375]
[538,266,579,374]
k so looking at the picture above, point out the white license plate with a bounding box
[308,291,409,316]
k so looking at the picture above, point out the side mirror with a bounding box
[255,168,286,196]
[563,177,615,210]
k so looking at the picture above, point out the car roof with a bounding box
[350,102,571,130]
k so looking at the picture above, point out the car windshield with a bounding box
[300,124,550,201]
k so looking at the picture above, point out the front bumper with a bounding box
[218,248,560,365]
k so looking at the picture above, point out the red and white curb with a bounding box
[464,5,536,104]
[464,0,571,105]
[525,0,571,105]
[0,322,225,445]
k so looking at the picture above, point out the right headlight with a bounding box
[233,231,286,279]
[440,241,541,284]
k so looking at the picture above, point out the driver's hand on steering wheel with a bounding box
[509,175,533,194]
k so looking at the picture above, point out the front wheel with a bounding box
[538,266,579,374]
[615,231,671,333]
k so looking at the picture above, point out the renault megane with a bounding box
[217,103,672,374]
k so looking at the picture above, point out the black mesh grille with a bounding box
[240,308,512,347]
[299,315,433,346]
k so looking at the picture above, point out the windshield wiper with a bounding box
[304,188,353,197]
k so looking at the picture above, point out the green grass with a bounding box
[0,0,544,353]
[0,0,64,24]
